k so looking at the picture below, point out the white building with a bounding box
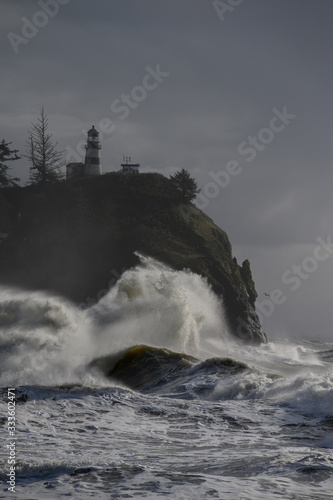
[119,155,140,174]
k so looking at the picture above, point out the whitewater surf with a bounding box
[1,256,333,499]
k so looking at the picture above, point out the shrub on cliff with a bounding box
[169,169,200,203]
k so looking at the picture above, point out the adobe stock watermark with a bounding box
[236,235,333,340]
[8,0,71,55]
[66,64,170,163]
[213,0,244,22]
[195,106,297,210]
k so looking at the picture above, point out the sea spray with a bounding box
[89,253,229,354]
[0,255,230,386]
[207,339,333,417]
[1,277,333,499]
[0,287,94,387]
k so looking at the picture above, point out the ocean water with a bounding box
[1,255,333,499]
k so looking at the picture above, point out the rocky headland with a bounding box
[0,173,266,344]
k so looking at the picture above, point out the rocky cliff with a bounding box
[0,173,266,344]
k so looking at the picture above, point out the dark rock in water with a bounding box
[239,259,257,307]
[90,344,197,391]
[91,345,252,395]
[0,174,266,343]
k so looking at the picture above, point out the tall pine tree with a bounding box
[26,107,64,185]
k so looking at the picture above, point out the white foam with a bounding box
[1,256,333,420]
[0,255,230,386]
[0,287,94,386]
[88,253,229,355]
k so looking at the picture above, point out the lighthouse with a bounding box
[84,126,102,176]
[66,126,102,179]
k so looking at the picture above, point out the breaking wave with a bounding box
[0,254,229,387]
[0,255,332,420]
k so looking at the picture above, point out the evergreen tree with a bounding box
[26,107,64,185]
[169,168,200,203]
[0,139,20,187]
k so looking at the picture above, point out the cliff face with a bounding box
[0,173,266,344]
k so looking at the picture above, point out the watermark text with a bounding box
[7,388,16,493]
[8,0,71,54]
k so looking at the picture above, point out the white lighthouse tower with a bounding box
[66,125,103,179]
[84,126,102,176]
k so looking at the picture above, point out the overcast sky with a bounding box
[2,0,333,342]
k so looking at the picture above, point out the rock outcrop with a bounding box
[0,173,266,344]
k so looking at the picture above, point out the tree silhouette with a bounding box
[169,168,200,203]
[0,139,20,187]
[26,107,64,185]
